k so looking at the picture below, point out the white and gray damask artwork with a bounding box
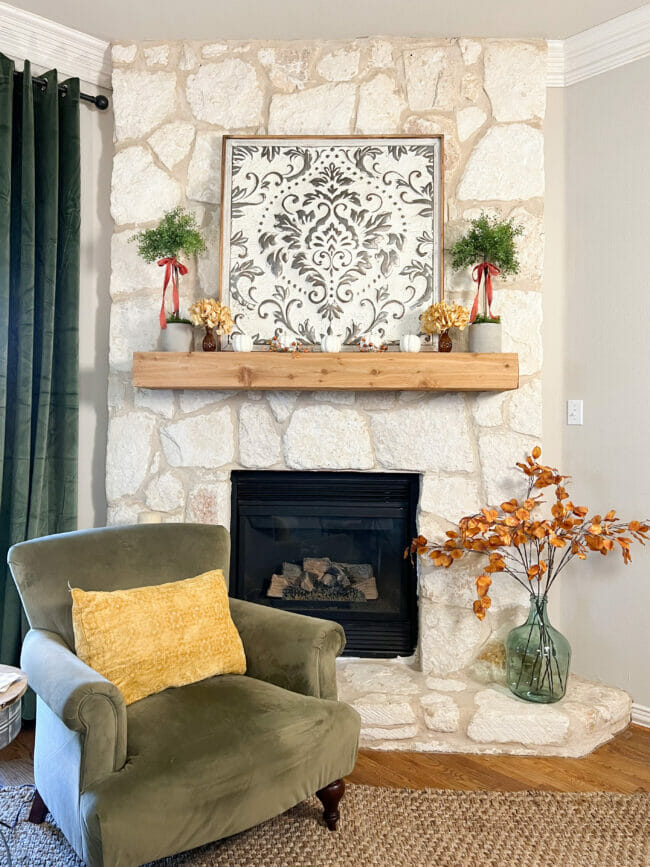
[219,136,443,346]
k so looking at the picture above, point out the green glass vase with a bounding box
[505,595,571,703]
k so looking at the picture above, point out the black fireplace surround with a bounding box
[229,471,419,657]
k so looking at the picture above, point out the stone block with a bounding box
[239,402,282,468]
[143,44,170,66]
[467,688,570,745]
[491,289,542,376]
[111,147,181,226]
[361,725,419,741]
[284,406,373,469]
[109,296,160,372]
[420,475,480,523]
[160,407,234,468]
[266,391,299,422]
[258,46,314,92]
[111,44,137,65]
[134,388,175,419]
[419,599,489,675]
[356,73,406,134]
[179,390,230,414]
[470,391,507,427]
[186,481,230,526]
[110,231,161,297]
[106,412,156,500]
[338,662,420,696]
[112,70,177,141]
[148,122,195,170]
[459,39,482,65]
[403,45,462,111]
[352,693,416,726]
[371,395,474,472]
[186,60,263,127]
[186,132,223,204]
[508,378,542,436]
[269,84,357,135]
[457,106,487,142]
[317,48,360,81]
[145,471,185,512]
[478,429,538,505]
[457,124,544,201]
[484,43,546,121]
[421,693,460,732]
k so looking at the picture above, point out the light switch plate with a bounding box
[567,399,583,425]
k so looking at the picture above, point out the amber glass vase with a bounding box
[438,329,452,352]
[202,326,217,352]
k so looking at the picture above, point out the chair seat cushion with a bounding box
[82,675,360,865]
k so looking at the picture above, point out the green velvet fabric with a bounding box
[9,524,361,867]
[82,675,360,866]
[231,599,344,701]
[0,54,80,694]
[8,523,231,649]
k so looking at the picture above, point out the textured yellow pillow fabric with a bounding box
[71,570,246,705]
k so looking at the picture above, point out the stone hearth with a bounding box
[337,659,632,756]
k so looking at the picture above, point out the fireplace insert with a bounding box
[229,471,419,657]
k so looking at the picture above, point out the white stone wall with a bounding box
[108,36,546,674]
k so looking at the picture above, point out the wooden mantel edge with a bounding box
[133,351,519,392]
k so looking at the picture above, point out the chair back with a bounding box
[8,523,230,649]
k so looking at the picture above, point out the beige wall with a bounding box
[544,58,650,707]
[77,88,113,528]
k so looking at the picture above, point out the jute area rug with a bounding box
[0,784,648,866]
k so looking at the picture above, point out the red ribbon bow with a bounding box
[470,262,501,323]
[158,257,188,329]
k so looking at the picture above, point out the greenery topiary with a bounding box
[450,212,522,275]
[166,313,193,326]
[130,207,207,263]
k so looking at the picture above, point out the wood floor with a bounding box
[2,722,649,793]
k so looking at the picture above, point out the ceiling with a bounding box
[6,0,648,41]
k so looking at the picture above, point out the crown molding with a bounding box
[547,5,650,87]
[0,0,110,89]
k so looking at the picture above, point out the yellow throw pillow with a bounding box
[71,570,246,705]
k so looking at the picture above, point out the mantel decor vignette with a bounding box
[106,37,633,756]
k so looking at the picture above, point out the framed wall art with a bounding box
[219,135,443,347]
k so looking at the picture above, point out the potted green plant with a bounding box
[450,213,522,353]
[130,207,207,352]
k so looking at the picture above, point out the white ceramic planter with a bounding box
[399,334,421,353]
[469,322,502,354]
[160,323,193,352]
[231,333,253,352]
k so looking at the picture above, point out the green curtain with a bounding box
[0,54,80,705]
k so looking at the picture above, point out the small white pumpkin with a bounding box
[231,333,253,352]
[399,334,421,353]
[321,333,342,353]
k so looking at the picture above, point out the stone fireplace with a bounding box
[105,36,632,754]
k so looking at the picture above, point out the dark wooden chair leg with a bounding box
[316,779,345,831]
[28,789,48,824]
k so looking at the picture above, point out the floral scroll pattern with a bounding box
[220,137,442,345]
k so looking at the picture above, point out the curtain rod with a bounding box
[12,70,110,111]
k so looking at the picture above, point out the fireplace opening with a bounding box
[229,471,419,657]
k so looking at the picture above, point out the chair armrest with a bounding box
[229,599,345,700]
[21,629,127,783]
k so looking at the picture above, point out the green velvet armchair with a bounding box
[8,523,361,867]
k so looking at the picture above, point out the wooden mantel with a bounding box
[133,351,519,392]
